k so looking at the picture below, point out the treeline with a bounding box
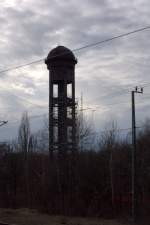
[0,113,150,220]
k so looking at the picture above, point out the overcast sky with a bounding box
[0,0,150,141]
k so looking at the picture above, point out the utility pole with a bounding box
[131,86,143,223]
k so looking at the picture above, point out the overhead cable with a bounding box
[0,25,150,75]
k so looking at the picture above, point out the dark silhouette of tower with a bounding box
[45,46,77,213]
[45,46,77,157]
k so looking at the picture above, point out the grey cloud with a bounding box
[0,0,150,139]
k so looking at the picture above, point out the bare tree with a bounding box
[18,111,31,156]
[98,121,118,214]
[34,116,49,152]
[18,111,31,207]
[76,111,94,151]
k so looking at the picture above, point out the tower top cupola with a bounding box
[45,46,77,66]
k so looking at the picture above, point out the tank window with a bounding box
[67,83,72,98]
[53,107,58,119]
[53,126,58,142]
[53,84,58,98]
[67,126,72,143]
[67,106,72,119]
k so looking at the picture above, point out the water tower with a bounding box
[45,45,77,159]
[45,46,77,213]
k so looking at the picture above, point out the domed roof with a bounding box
[45,46,77,64]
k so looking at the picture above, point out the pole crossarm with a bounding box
[134,86,143,94]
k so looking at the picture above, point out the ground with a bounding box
[0,208,132,225]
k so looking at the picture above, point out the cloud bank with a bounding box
[0,0,150,140]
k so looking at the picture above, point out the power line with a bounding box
[73,26,150,52]
[0,88,148,117]
[79,96,150,112]
[5,96,148,128]
[80,126,145,138]
[0,59,43,75]
[0,88,48,109]
[0,25,149,111]
[0,25,150,75]
[2,113,48,127]
[83,88,131,105]
[82,81,150,108]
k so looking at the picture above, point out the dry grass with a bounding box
[0,208,131,225]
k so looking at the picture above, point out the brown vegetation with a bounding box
[0,113,150,223]
[0,208,130,225]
